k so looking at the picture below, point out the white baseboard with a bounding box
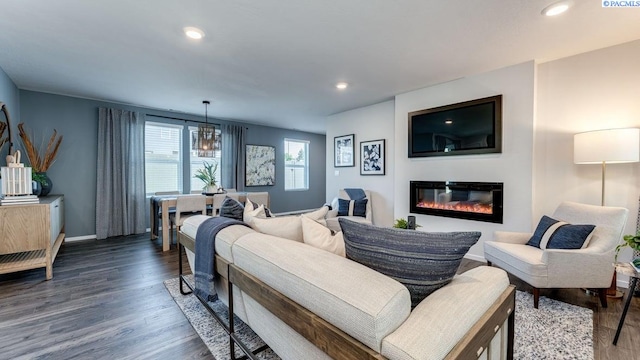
[65,234,97,242]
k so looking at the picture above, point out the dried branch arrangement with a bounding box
[17,123,63,172]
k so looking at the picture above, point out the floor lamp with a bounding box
[574,128,640,297]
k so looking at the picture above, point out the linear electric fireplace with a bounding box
[410,181,503,223]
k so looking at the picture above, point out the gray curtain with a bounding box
[96,108,146,239]
[221,123,246,190]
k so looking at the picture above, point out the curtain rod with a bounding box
[145,113,249,130]
[145,113,221,126]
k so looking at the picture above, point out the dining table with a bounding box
[150,192,246,251]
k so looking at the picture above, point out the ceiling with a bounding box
[0,1,639,134]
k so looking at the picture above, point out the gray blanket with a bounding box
[194,216,249,302]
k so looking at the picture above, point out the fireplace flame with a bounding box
[416,201,493,214]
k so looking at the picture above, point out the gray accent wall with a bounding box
[19,90,326,238]
[0,66,20,161]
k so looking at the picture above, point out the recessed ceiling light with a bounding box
[184,27,205,40]
[445,119,453,124]
[336,82,348,90]
[542,1,570,16]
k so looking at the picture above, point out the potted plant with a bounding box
[392,218,421,229]
[194,160,218,193]
[616,232,640,262]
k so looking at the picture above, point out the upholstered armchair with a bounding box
[326,188,373,232]
[484,201,628,308]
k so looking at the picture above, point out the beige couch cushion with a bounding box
[181,216,255,263]
[484,241,548,287]
[382,266,509,360]
[232,233,411,352]
[249,215,303,242]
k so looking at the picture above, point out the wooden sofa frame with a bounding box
[177,230,516,360]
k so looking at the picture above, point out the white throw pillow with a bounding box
[244,203,266,227]
[302,206,329,226]
[245,198,274,217]
[250,216,303,242]
[300,215,346,257]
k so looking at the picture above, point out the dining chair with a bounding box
[169,195,207,245]
[246,191,270,208]
[211,193,241,217]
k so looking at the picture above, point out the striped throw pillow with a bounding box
[526,215,595,249]
[337,198,368,217]
[339,218,480,308]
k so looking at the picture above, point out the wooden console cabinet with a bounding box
[0,195,65,280]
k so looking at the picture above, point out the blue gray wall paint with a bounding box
[19,90,326,238]
[0,66,20,160]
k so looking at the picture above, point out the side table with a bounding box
[613,262,639,345]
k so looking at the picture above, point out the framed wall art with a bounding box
[360,139,385,175]
[334,134,355,167]
[245,144,275,186]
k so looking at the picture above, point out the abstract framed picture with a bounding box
[360,139,385,175]
[334,134,355,167]
[245,145,275,186]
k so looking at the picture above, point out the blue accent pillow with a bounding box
[220,196,244,221]
[526,215,595,249]
[339,218,480,308]
[337,198,368,217]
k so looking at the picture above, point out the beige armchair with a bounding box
[484,201,628,308]
[326,189,373,232]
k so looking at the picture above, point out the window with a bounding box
[284,139,309,190]
[189,126,222,192]
[144,122,182,195]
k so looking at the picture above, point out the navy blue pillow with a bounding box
[337,198,368,217]
[220,197,244,221]
[527,215,595,249]
[339,218,480,308]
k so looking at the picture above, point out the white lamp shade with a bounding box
[574,128,640,164]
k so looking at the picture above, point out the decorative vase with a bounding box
[205,185,217,194]
[37,172,52,196]
[32,180,42,196]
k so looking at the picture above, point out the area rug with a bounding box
[164,278,593,360]
[514,291,593,360]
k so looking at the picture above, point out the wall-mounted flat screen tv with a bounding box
[408,95,502,158]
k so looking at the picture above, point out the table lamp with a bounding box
[574,128,640,206]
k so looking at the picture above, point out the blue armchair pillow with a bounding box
[339,218,480,308]
[337,198,368,217]
[526,215,595,250]
[220,196,245,221]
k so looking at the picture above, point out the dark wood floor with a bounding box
[1,234,638,359]
[0,234,212,360]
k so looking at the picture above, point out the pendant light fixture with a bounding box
[197,100,217,157]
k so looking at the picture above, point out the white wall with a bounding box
[394,62,536,260]
[326,100,395,227]
[535,40,640,259]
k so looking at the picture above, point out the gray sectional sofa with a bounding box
[179,215,515,360]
